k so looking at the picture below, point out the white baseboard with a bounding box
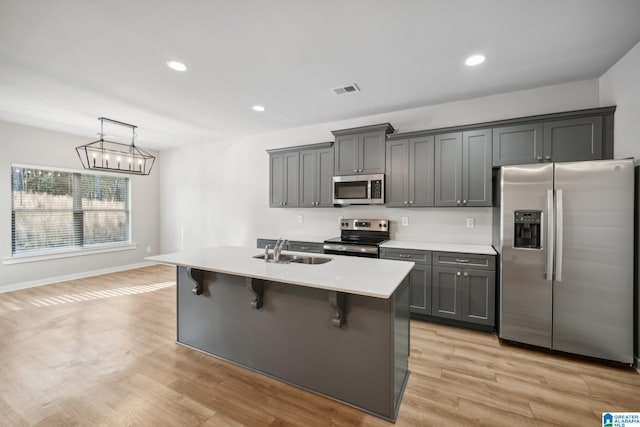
[0,262,157,293]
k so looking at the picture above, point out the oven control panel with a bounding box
[340,219,389,231]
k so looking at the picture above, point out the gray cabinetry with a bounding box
[268,142,332,208]
[543,116,602,162]
[300,146,334,207]
[380,248,431,315]
[431,252,495,327]
[332,123,394,176]
[385,136,434,207]
[462,129,492,207]
[257,239,323,254]
[269,151,299,207]
[434,133,462,207]
[493,108,612,166]
[435,130,491,207]
[288,241,324,254]
[257,239,279,249]
[492,124,543,166]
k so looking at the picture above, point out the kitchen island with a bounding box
[147,246,414,421]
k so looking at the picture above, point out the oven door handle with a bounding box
[323,243,378,255]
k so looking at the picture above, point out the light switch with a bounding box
[401,216,409,226]
[466,217,475,228]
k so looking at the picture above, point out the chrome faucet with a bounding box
[264,244,272,261]
[274,238,287,262]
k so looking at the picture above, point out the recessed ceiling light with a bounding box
[465,54,485,66]
[166,60,188,72]
[252,105,266,112]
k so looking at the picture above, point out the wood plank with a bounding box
[0,265,638,426]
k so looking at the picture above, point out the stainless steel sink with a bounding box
[253,254,331,265]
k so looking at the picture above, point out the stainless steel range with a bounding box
[323,219,389,258]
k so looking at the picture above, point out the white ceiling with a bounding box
[1,0,640,150]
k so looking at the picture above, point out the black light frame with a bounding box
[76,117,155,175]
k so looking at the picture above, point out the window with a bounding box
[11,165,130,256]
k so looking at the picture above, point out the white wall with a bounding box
[599,40,640,160]
[0,120,161,291]
[159,79,600,253]
[599,39,640,365]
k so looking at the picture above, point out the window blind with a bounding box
[11,166,130,255]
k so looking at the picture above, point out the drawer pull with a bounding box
[300,246,310,250]
[455,258,469,263]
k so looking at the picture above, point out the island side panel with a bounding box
[392,275,410,416]
[176,267,405,420]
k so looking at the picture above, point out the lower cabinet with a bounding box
[288,241,324,254]
[380,248,431,316]
[257,239,323,254]
[257,239,278,249]
[408,263,432,315]
[380,248,496,328]
[431,252,495,327]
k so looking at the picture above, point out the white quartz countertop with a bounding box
[380,240,497,255]
[147,246,414,299]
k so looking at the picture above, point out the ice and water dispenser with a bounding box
[513,210,542,249]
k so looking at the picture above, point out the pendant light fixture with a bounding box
[76,117,155,175]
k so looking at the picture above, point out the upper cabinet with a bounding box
[386,135,435,207]
[435,129,492,207]
[269,150,299,208]
[332,123,394,176]
[543,116,602,162]
[492,123,543,166]
[492,107,613,166]
[268,142,332,208]
[299,146,334,207]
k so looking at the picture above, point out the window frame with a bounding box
[6,163,135,263]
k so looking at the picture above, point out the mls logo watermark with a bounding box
[603,412,640,427]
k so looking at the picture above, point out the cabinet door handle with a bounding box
[463,200,467,205]
[544,156,551,160]
[403,201,408,205]
[463,272,469,277]
[456,271,461,276]
[409,201,414,204]
[300,246,310,250]
[456,200,461,205]
[455,258,469,263]
[537,156,543,161]
[353,169,357,173]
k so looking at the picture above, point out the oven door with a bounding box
[332,174,384,205]
[323,243,379,258]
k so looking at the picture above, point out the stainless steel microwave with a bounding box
[332,174,385,205]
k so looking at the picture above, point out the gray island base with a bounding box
[175,266,410,421]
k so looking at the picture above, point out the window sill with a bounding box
[2,243,138,265]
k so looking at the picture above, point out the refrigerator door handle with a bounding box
[555,189,564,282]
[546,189,554,281]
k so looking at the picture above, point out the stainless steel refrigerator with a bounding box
[497,159,634,364]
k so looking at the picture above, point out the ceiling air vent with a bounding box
[332,83,360,95]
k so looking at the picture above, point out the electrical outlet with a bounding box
[298,215,304,224]
[466,217,475,228]
[401,216,409,226]
[146,246,152,253]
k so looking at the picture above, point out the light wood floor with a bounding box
[0,265,638,426]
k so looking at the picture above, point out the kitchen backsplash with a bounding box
[255,206,492,244]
